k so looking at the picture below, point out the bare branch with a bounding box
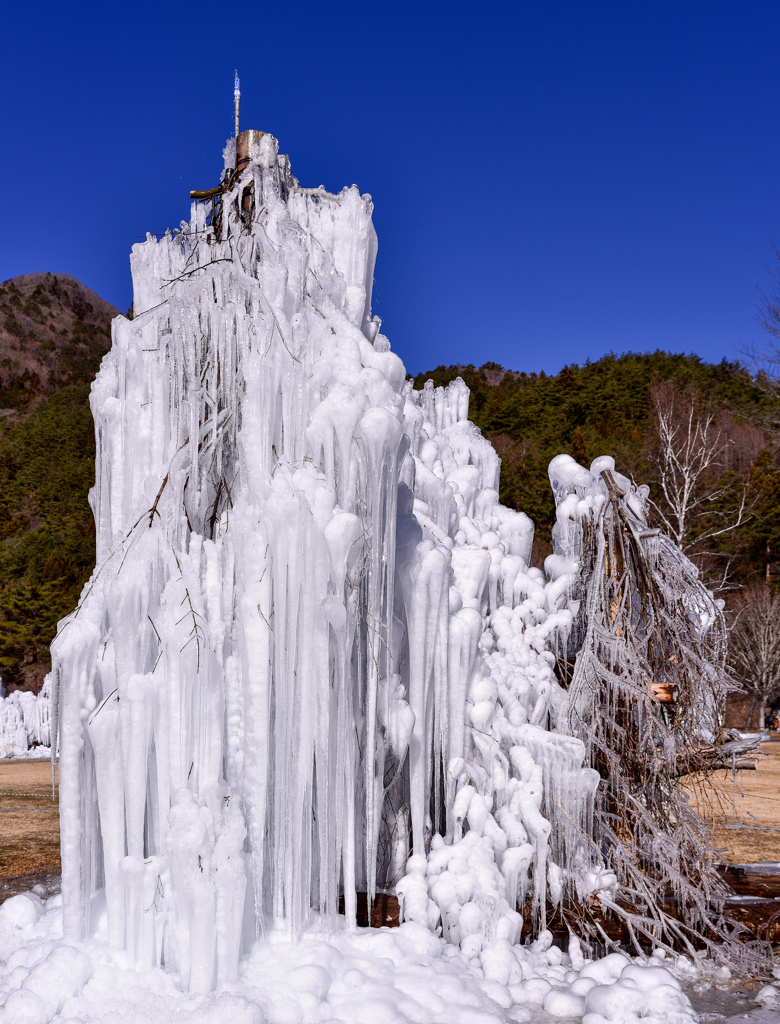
[727,585,780,730]
[647,380,757,589]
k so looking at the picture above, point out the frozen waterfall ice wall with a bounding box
[52,133,595,991]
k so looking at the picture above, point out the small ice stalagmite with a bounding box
[52,131,598,990]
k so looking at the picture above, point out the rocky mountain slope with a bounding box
[0,274,118,406]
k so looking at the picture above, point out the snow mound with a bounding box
[0,893,697,1024]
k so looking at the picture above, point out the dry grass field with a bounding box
[0,744,778,892]
[687,738,780,864]
[0,759,59,879]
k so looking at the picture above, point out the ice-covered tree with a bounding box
[728,585,780,730]
[547,454,764,964]
[48,131,768,999]
[50,132,584,989]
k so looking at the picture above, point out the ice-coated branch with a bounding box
[545,452,768,970]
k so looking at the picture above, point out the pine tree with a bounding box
[570,426,587,465]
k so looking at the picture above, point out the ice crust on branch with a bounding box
[544,455,766,967]
[48,133,754,999]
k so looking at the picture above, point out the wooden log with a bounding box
[650,682,675,703]
[674,746,758,776]
[335,877,780,947]
[338,892,400,928]
[721,897,780,942]
[718,863,780,898]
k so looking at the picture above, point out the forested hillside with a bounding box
[413,354,780,585]
[0,271,777,694]
[0,274,118,692]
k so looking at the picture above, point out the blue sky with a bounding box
[1,1,779,376]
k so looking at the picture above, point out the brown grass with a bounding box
[687,738,780,864]
[0,760,60,878]
[1,741,778,886]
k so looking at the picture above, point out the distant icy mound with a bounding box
[0,679,51,758]
[21,131,708,1022]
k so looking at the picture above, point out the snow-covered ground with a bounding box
[0,886,717,1024]
[4,878,780,1023]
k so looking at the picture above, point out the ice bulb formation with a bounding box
[51,134,598,993]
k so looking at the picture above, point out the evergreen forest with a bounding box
[0,274,115,692]
[412,356,780,590]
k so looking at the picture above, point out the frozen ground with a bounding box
[685,739,780,864]
[0,748,52,762]
[4,885,766,1024]
[2,768,777,1022]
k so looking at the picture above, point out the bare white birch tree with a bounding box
[648,380,754,588]
[728,585,780,730]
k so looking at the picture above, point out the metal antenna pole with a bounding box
[234,71,241,137]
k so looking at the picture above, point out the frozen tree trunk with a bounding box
[51,133,574,990]
[545,455,766,968]
[51,133,770,992]
[746,695,757,730]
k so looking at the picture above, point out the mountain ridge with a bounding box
[0,272,119,408]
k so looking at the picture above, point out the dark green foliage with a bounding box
[413,352,780,580]
[744,450,780,581]
[0,273,116,691]
[569,426,588,465]
[0,384,97,691]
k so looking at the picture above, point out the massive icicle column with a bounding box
[52,133,596,991]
